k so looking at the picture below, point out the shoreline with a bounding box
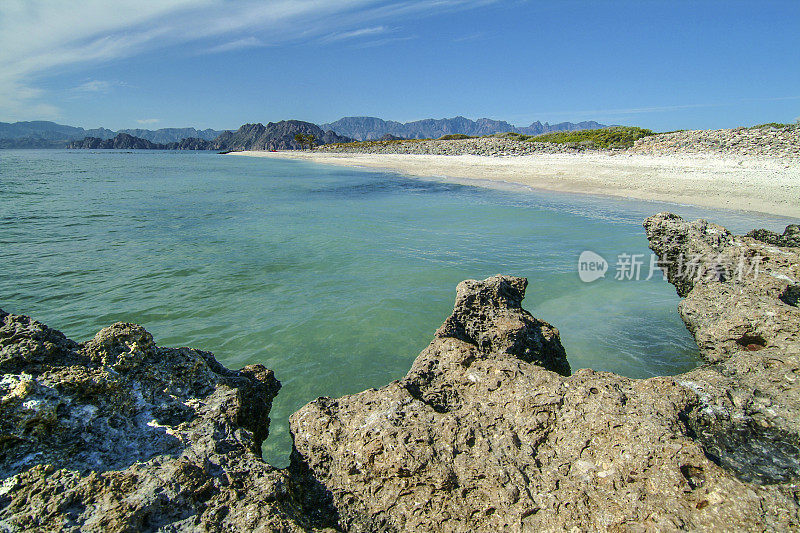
[231,150,800,219]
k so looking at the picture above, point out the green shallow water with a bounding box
[1,149,796,466]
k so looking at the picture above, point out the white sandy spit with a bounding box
[231,151,800,219]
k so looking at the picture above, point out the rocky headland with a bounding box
[66,121,352,152]
[1,213,799,531]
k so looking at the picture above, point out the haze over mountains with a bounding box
[1,116,607,149]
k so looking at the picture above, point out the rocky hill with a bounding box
[67,121,352,151]
[211,120,350,151]
[67,133,166,149]
[1,214,798,530]
[321,116,608,141]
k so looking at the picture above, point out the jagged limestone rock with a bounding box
[290,263,799,530]
[0,312,322,532]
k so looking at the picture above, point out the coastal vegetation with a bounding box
[509,126,656,149]
[748,122,798,130]
[294,133,317,150]
[438,133,473,140]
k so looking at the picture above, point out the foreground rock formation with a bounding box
[290,223,800,531]
[0,316,321,531]
[2,213,798,531]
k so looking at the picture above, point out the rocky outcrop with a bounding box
[289,265,799,531]
[2,214,799,531]
[67,133,167,150]
[644,213,800,481]
[212,121,351,151]
[747,224,800,248]
[0,312,321,531]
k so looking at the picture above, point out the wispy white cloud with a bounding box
[206,36,266,54]
[136,118,160,124]
[351,35,416,49]
[322,26,387,43]
[71,79,128,94]
[0,0,493,120]
[76,80,111,93]
[452,31,486,43]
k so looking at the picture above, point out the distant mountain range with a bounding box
[0,121,224,148]
[2,116,608,149]
[320,116,607,141]
[117,127,222,143]
[66,121,352,151]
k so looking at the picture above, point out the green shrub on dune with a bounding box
[438,134,473,140]
[748,122,797,130]
[522,126,655,149]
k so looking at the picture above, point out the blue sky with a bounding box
[1,0,798,131]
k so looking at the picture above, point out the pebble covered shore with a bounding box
[317,136,583,156]
[630,126,800,159]
[316,126,800,161]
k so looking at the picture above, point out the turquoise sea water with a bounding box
[1,150,796,466]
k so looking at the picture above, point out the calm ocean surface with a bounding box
[1,149,796,466]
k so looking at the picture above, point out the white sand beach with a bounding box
[232,151,800,218]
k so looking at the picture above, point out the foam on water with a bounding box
[1,149,796,466]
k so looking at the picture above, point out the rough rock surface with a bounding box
[0,313,321,532]
[290,228,800,530]
[644,213,800,479]
[3,214,800,531]
[747,224,800,248]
